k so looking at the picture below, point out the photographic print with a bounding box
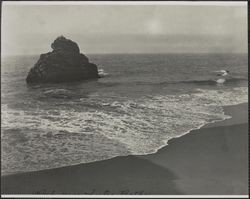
[1,1,248,197]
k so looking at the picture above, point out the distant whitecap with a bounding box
[98,68,109,77]
[215,70,229,76]
[216,78,226,84]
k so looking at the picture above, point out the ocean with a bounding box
[1,53,248,175]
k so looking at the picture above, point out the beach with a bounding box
[1,2,248,197]
[1,102,248,195]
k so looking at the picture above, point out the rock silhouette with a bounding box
[26,36,99,84]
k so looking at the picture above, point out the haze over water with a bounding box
[2,3,247,55]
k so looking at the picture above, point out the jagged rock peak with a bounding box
[51,35,80,54]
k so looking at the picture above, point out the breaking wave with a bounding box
[135,77,247,86]
[1,87,248,174]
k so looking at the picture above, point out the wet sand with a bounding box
[1,103,248,195]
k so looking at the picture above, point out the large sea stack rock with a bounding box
[26,36,99,84]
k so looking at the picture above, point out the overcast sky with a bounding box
[1,2,247,55]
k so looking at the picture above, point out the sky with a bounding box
[1,2,248,55]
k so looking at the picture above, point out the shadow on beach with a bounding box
[1,155,182,195]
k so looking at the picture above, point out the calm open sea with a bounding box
[1,53,248,175]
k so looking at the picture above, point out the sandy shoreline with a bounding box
[1,103,248,195]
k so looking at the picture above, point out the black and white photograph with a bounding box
[1,1,248,197]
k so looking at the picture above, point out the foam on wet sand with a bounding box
[1,103,248,195]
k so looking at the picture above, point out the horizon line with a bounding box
[1,52,248,57]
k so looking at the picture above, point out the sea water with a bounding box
[1,53,248,175]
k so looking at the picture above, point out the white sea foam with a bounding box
[98,68,109,77]
[1,87,248,174]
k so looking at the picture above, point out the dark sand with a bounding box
[1,103,248,195]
